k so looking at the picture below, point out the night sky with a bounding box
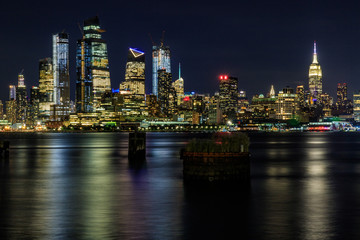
[1,0,360,103]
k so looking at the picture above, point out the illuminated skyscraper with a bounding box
[296,85,305,108]
[121,48,145,94]
[16,72,28,124]
[219,75,238,120]
[172,63,184,105]
[353,91,360,122]
[76,16,111,112]
[275,87,297,120]
[9,85,16,100]
[39,58,54,102]
[269,85,275,97]
[157,69,173,116]
[336,83,347,109]
[152,40,171,97]
[53,32,70,120]
[119,48,146,117]
[39,58,53,119]
[309,41,322,99]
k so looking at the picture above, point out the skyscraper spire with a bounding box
[309,41,322,98]
[179,63,181,79]
[313,41,318,64]
[18,69,25,87]
[270,84,275,97]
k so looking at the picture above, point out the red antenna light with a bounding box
[224,75,228,80]
[220,75,223,80]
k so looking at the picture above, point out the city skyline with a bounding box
[1,1,360,103]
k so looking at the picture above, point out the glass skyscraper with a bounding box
[76,16,111,113]
[152,44,171,97]
[53,33,70,105]
[119,48,146,117]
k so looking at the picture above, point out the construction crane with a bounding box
[148,33,155,46]
[77,22,84,39]
[160,30,165,47]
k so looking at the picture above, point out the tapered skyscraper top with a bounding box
[312,41,318,64]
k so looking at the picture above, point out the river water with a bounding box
[1,132,360,239]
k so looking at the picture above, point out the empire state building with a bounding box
[308,41,322,98]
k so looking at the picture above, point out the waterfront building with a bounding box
[157,69,173,117]
[353,91,360,122]
[275,87,297,120]
[119,48,146,117]
[219,75,238,121]
[152,40,171,97]
[308,41,322,100]
[16,73,28,124]
[76,16,111,113]
[53,32,70,120]
[39,58,54,120]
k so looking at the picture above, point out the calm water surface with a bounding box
[1,132,360,239]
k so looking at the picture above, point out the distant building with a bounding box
[296,85,305,108]
[152,41,171,97]
[16,73,27,124]
[336,83,347,109]
[0,100,3,120]
[219,75,238,121]
[275,87,297,120]
[309,41,322,99]
[157,69,173,116]
[39,58,53,120]
[28,86,40,126]
[6,100,17,124]
[76,16,111,113]
[119,48,146,117]
[251,94,277,120]
[53,32,70,120]
[269,85,275,97]
[172,63,184,105]
[146,94,161,118]
[353,91,360,122]
[9,85,16,100]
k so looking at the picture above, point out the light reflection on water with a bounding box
[1,132,360,239]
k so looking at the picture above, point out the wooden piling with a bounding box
[128,132,146,161]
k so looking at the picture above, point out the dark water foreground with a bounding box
[1,132,360,239]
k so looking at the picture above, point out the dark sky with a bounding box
[1,0,360,103]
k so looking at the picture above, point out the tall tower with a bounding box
[152,34,171,97]
[336,83,347,109]
[16,72,28,124]
[121,48,145,94]
[172,63,184,105]
[53,33,70,106]
[76,16,111,113]
[118,48,146,117]
[308,41,322,98]
[157,69,172,116]
[219,75,238,121]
